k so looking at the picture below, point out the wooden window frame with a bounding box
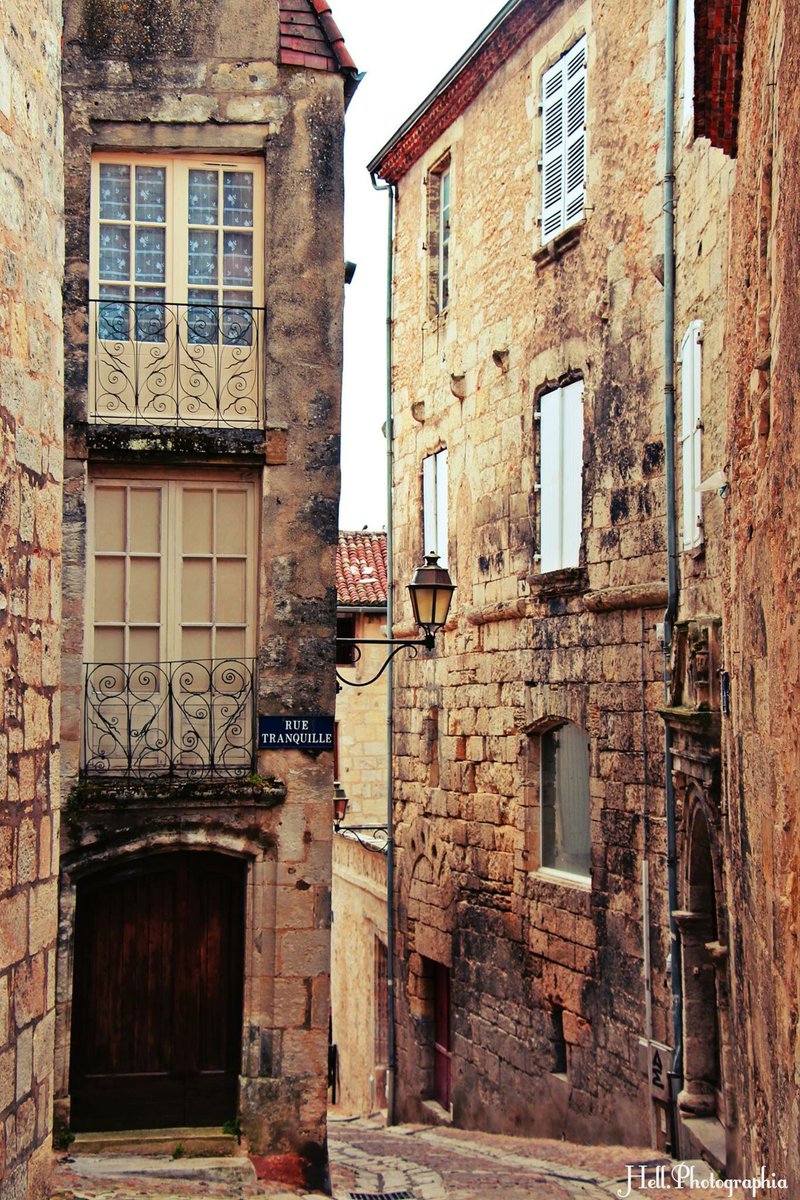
[90,152,265,317]
[426,154,452,315]
[539,721,591,882]
[86,468,259,668]
[535,379,584,573]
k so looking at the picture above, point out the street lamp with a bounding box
[333,781,349,829]
[407,553,456,649]
[332,780,390,851]
[335,554,455,689]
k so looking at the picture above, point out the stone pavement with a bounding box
[48,1121,752,1200]
[328,1117,751,1200]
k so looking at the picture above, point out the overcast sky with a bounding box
[334,0,505,531]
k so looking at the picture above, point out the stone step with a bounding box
[70,1126,243,1162]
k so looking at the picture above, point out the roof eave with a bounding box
[367,0,527,178]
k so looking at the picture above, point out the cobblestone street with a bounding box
[48,1119,750,1200]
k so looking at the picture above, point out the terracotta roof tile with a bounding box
[279,0,357,76]
[336,531,388,607]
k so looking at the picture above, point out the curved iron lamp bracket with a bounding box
[335,635,433,690]
[333,823,391,853]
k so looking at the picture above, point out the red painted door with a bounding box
[70,851,245,1130]
[433,962,451,1109]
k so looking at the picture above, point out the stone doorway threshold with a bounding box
[71,1126,247,1164]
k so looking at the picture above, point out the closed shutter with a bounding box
[539,382,584,572]
[680,321,703,548]
[564,38,588,228]
[541,36,587,243]
[541,56,566,241]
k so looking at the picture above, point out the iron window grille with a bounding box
[82,657,256,781]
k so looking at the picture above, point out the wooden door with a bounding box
[70,851,245,1130]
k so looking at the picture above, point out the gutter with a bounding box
[662,0,685,1147]
[370,169,398,1126]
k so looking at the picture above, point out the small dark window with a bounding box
[551,1005,568,1074]
[336,614,356,666]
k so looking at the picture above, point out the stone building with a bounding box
[0,3,64,1198]
[53,0,356,1184]
[716,0,800,1186]
[371,0,675,1146]
[330,530,390,1115]
[369,0,751,1158]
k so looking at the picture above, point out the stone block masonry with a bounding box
[0,2,64,1198]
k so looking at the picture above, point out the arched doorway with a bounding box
[69,850,245,1130]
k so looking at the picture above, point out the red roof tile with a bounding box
[336,531,388,607]
[279,0,357,76]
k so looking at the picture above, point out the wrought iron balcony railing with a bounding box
[82,658,256,781]
[89,299,265,427]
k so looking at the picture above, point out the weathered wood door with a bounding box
[70,851,245,1130]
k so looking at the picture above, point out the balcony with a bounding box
[89,299,264,427]
[82,658,256,781]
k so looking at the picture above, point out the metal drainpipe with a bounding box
[371,171,397,1126]
[662,0,684,1143]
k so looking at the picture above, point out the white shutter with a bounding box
[422,454,437,556]
[435,448,449,567]
[680,321,703,548]
[539,390,562,572]
[560,380,584,568]
[541,37,586,243]
[564,37,587,229]
[539,382,584,572]
[541,56,566,242]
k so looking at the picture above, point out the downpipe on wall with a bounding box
[662,0,685,1150]
[371,170,398,1126]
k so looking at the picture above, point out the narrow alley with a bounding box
[49,1120,749,1200]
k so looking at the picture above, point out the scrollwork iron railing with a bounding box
[82,658,256,781]
[89,299,264,426]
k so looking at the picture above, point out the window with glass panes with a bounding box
[92,155,264,346]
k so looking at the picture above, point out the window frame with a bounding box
[90,152,265,325]
[422,448,449,567]
[536,379,584,573]
[540,35,588,244]
[426,154,452,315]
[86,469,259,668]
[539,721,592,883]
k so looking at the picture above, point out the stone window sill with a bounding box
[533,220,584,268]
[522,566,588,599]
[534,867,592,892]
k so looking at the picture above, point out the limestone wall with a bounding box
[722,0,800,1185]
[0,2,63,1196]
[330,836,388,1115]
[335,610,388,824]
[389,0,679,1145]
